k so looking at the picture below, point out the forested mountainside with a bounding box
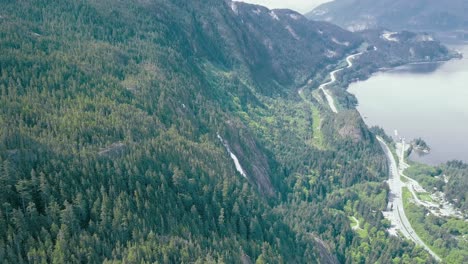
[307,0,468,33]
[403,161,468,262]
[406,161,468,213]
[0,0,453,263]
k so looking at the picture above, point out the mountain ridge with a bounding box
[0,0,455,262]
[307,0,468,35]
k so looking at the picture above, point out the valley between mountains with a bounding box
[0,0,463,263]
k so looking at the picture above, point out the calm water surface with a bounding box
[349,44,468,165]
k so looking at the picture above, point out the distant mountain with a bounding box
[220,3,362,93]
[307,0,468,34]
[0,0,454,263]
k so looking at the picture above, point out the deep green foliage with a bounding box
[443,161,468,212]
[0,0,444,263]
[403,188,468,263]
[405,161,468,212]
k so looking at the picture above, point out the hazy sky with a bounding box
[237,0,332,14]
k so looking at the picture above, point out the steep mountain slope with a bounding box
[307,0,468,33]
[0,0,452,263]
[230,3,361,89]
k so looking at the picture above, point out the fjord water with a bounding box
[349,44,468,165]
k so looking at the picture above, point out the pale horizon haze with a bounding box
[237,0,332,14]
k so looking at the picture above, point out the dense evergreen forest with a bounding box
[0,0,448,263]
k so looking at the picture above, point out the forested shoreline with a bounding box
[0,0,459,263]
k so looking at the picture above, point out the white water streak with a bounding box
[217,134,247,178]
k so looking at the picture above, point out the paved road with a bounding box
[346,52,363,68]
[319,52,363,113]
[377,136,441,261]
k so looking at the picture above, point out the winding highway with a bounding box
[299,50,442,260]
[318,52,363,113]
[377,136,441,261]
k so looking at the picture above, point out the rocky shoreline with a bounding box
[407,138,431,156]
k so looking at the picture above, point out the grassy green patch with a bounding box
[349,216,358,227]
[310,105,324,148]
[348,216,368,239]
[402,187,413,206]
[298,89,325,149]
[400,175,409,183]
[356,227,368,239]
[417,192,433,203]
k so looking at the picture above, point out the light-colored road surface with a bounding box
[319,52,363,113]
[318,69,341,113]
[351,216,361,231]
[346,52,363,68]
[377,136,441,261]
[396,143,465,219]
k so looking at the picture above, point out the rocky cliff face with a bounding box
[0,0,456,262]
[231,2,361,90]
[171,0,455,196]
